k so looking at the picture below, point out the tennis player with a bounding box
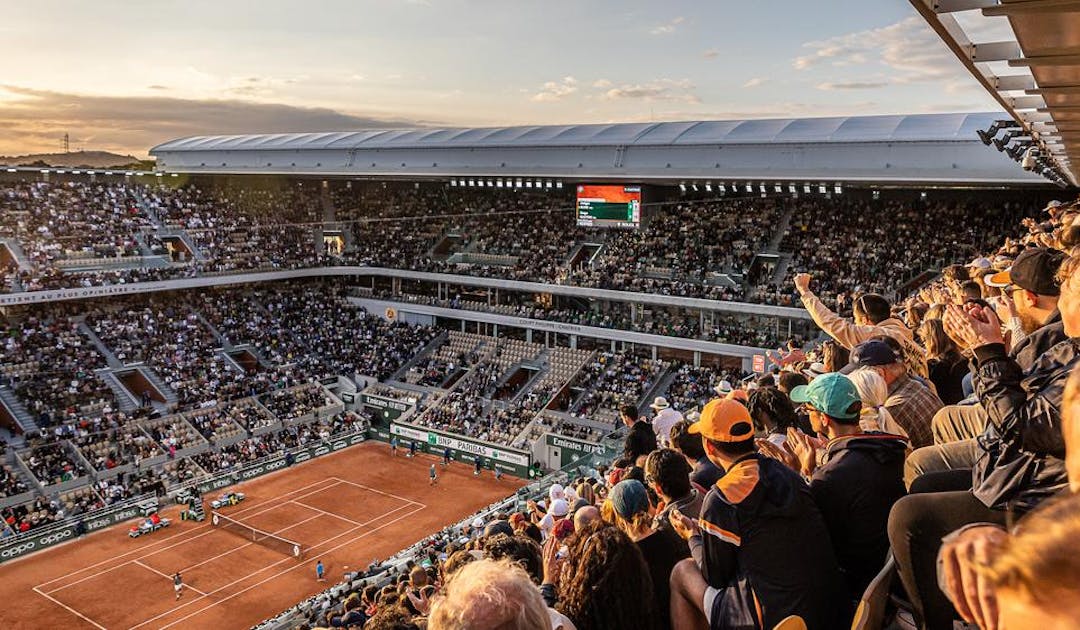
[390,436,398,456]
[173,572,183,600]
[316,559,325,582]
[429,463,438,486]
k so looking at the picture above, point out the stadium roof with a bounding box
[150,112,1051,186]
[909,0,1078,187]
[155,113,1000,151]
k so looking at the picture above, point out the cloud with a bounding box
[649,16,684,35]
[147,85,169,91]
[531,76,579,102]
[601,79,701,104]
[0,85,427,157]
[703,48,721,59]
[592,79,613,89]
[742,78,767,88]
[792,16,968,87]
[816,81,888,90]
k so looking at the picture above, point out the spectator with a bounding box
[609,479,689,630]
[668,398,842,630]
[919,318,968,405]
[745,386,806,447]
[543,522,659,630]
[794,272,928,378]
[644,448,705,531]
[846,368,908,438]
[784,373,908,602]
[620,405,657,463]
[850,339,943,449]
[649,397,684,449]
[669,420,722,489]
[888,251,1080,630]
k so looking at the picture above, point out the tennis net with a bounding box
[211,511,303,558]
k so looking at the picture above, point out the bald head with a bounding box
[573,505,600,532]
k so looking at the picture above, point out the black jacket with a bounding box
[622,420,657,461]
[810,433,908,601]
[690,455,842,630]
[972,338,1074,511]
[1011,310,1066,372]
[928,349,969,405]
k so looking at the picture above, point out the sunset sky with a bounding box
[0,0,1010,157]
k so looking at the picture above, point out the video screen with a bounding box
[576,184,642,228]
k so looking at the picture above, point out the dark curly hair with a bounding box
[747,387,800,435]
[483,533,543,583]
[557,523,659,630]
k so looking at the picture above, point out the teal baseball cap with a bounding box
[789,372,861,420]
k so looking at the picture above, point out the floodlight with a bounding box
[704,183,712,192]
[745,183,753,192]
[788,184,796,194]
[679,183,687,192]
[803,184,811,193]
[818,184,827,194]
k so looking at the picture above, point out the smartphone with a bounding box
[556,545,568,560]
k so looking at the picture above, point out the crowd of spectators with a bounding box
[571,352,665,423]
[270,195,1080,630]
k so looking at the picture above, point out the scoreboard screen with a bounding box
[576,184,642,228]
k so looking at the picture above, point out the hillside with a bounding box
[0,150,147,169]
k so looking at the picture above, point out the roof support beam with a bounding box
[966,41,1024,62]
[1005,95,1048,109]
[1010,51,1080,67]
[996,75,1038,91]
[983,0,1080,17]
[930,0,996,12]
[1027,84,1080,95]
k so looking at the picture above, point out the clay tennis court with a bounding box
[0,442,523,630]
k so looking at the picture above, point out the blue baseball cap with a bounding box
[610,479,650,519]
[789,372,861,420]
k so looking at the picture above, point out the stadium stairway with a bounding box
[131,187,165,228]
[135,366,181,408]
[97,369,143,413]
[0,386,38,435]
[0,238,32,271]
[156,227,207,263]
[77,321,125,369]
[636,364,675,416]
[765,204,797,254]
[192,310,230,349]
[388,331,449,382]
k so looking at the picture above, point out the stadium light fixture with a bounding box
[496,179,504,188]
[803,183,811,194]
[6,168,16,173]
[679,183,686,192]
[40,169,49,174]
[526,180,533,188]
[774,184,782,193]
[758,184,766,193]
[516,179,524,188]
[818,184,827,194]
[170,173,178,177]
[556,181,563,189]
[704,183,712,192]
[834,184,842,194]
[545,181,553,189]
[450,179,458,186]
[920,191,928,200]
[718,184,726,193]
[468,179,476,187]
[788,184,796,194]
[745,183,753,193]
[976,119,1020,146]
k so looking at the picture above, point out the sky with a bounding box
[0,0,1013,157]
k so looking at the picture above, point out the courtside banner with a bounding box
[0,500,144,562]
[544,433,606,467]
[390,422,531,476]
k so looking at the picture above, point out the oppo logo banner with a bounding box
[294,451,311,462]
[331,440,346,451]
[1,527,75,560]
[1,542,36,558]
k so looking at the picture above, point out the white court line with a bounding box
[331,476,424,506]
[42,479,344,594]
[132,560,208,597]
[32,586,106,630]
[129,501,428,630]
[152,504,428,630]
[289,500,365,526]
[36,476,341,590]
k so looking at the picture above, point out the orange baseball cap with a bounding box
[687,398,755,443]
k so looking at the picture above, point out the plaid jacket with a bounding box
[884,374,942,449]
